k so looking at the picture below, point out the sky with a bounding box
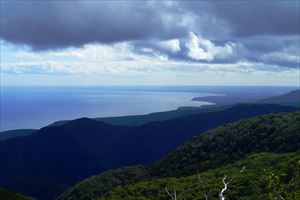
[0,0,299,86]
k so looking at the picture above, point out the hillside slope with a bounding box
[56,165,151,200]
[57,111,300,200]
[1,104,298,200]
[0,129,36,141]
[153,111,300,177]
[49,104,232,127]
[98,152,300,200]
[1,105,231,142]
[259,89,300,106]
[0,188,35,200]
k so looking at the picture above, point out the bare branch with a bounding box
[174,190,177,200]
[165,187,177,200]
[164,166,246,200]
[227,166,246,184]
[197,170,208,200]
[219,166,246,200]
[219,175,228,200]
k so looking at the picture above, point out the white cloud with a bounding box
[185,32,235,62]
[140,48,154,54]
[155,39,181,53]
[1,42,172,76]
[1,41,299,86]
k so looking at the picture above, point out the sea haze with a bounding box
[0,86,297,131]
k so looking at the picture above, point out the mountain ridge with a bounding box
[0,104,298,200]
[259,89,300,106]
[57,111,300,200]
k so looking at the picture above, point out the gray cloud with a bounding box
[1,1,299,49]
[1,0,300,49]
[236,36,300,68]
[209,1,300,37]
[1,1,187,50]
[0,1,299,69]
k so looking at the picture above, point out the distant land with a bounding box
[259,89,300,106]
[0,85,216,131]
[192,93,268,105]
[192,89,300,106]
[1,86,297,131]
[0,129,36,141]
[1,89,299,141]
[0,105,233,141]
[49,104,232,127]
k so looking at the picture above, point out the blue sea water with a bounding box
[0,86,297,131]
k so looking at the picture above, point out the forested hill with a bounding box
[57,111,300,200]
[1,104,298,200]
[97,152,300,200]
[153,111,300,177]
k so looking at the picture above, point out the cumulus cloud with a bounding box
[185,32,235,62]
[1,42,172,76]
[2,38,299,86]
[2,41,296,76]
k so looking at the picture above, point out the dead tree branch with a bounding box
[219,166,246,200]
[165,187,177,200]
[197,170,208,200]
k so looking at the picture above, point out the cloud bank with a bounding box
[2,1,299,48]
[0,1,299,85]
[1,1,188,50]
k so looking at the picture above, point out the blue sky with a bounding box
[0,1,299,86]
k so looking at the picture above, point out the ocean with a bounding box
[0,86,296,131]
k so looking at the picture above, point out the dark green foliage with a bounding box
[58,111,300,200]
[97,153,300,200]
[153,112,300,177]
[56,165,150,200]
[1,104,296,200]
[0,188,35,200]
